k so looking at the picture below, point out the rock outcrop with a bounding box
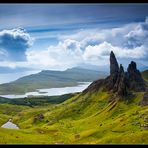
[83,51,147,101]
[114,64,128,96]
[139,90,148,106]
[83,79,104,94]
[104,52,129,97]
[103,51,120,91]
[110,51,119,75]
[127,61,146,91]
[33,113,44,123]
[106,51,146,97]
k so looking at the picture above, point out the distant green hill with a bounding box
[142,70,148,83]
[0,93,76,106]
[0,67,107,95]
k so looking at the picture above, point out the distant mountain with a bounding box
[0,67,108,95]
[77,63,110,73]
[138,63,148,71]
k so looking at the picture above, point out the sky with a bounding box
[0,3,148,83]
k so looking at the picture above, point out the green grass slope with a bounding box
[0,88,147,144]
[142,70,148,83]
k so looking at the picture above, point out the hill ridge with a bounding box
[0,67,107,95]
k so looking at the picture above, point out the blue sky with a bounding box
[0,4,148,83]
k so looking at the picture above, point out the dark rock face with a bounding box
[104,62,128,97]
[117,73,127,97]
[110,51,119,75]
[113,64,124,92]
[139,90,148,106]
[104,74,118,91]
[105,51,146,97]
[115,65,128,96]
[127,61,146,91]
[104,51,120,92]
[83,79,104,94]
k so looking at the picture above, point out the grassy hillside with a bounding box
[142,70,148,83]
[0,88,147,144]
[0,67,107,95]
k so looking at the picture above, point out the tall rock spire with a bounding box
[104,51,119,91]
[110,51,119,75]
[83,51,146,102]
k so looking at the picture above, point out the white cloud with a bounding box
[125,20,148,48]
[25,39,83,70]
[1,17,148,71]
[83,42,146,62]
[57,17,148,65]
[24,17,148,70]
[0,28,33,61]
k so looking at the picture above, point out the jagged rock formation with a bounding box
[114,64,128,96]
[108,51,146,96]
[104,52,129,97]
[83,51,146,101]
[127,61,146,91]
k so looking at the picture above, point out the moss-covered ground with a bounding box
[0,88,147,144]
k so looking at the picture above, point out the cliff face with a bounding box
[83,51,147,104]
[114,64,128,97]
[127,61,146,91]
[105,51,146,97]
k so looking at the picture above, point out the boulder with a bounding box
[33,113,44,123]
[139,90,148,106]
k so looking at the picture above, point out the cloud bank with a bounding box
[25,17,148,70]
[0,17,148,71]
[0,28,33,61]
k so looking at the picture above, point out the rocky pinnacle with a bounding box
[83,51,146,102]
[110,51,119,75]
